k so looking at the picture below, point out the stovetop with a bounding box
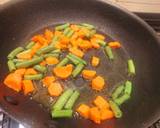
[0,13,160,128]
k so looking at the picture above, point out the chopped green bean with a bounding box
[96,40,106,47]
[111,85,124,100]
[16,49,31,58]
[55,23,70,31]
[124,80,132,95]
[105,46,114,60]
[66,29,74,38]
[34,65,47,73]
[64,90,80,109]
[114,94,130,106]
[8,47,24,59]
[80,23,95,29]
[52,89,74,110]
[16,57,43,68]
[43,53,59,58]
[12,59,24,63]
[66,55,79,65]
[72,63,84,78]
[56,58,69,67]
[127,59,135,75]
[50,36,59,46]
[25,41,35,49]
[24,74,43,80]
[51,110,73,118]
[7,60,16,72]
[68,53,87,65]
[86,29,96,38]
[51,49,61,54]
[109,100,122,118]
[36,46,54,55]
[63,27,71,36]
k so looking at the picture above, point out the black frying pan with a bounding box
[0,0,160,128]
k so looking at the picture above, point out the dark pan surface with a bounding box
[0,0,160,128]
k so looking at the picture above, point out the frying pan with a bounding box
[0,0,160,128]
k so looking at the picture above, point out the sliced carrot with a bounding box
[48,82,63,96]
[25,68,37,75]
[60,36,70,45]
[70,33,79,40]
[42,76,56,87]
[22,80,35,95]
[89,107,101,124]
[70,25,80,32]
[4,73,22,92]
[93,96,110,109]
[91,56,100,67]
[100,109,114,120]
[76,104,90,119]
[30,43,42,55]
[31,35,48,45]
[14,68,26,76]
[54,31,62,36]
[77,28,90,38]
[108,41,121,49]
[70,39,79,48]
[78,40,92,50]
[40,60,47,66]
[45,57,59,65]
[16,50,32,59]
[55,42,68,50]
[91,76,105,91]
[93,34,105,40]
[91,41,100,49]
[44,29,53,43]
[53,64,73,79]
[82,69,96,80]
[69,47,84,58]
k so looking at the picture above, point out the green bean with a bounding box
[64,90,80,109]
[66,29,74,38]
[36,46,54,55]
[25,41,35,49]
[56,58,69,67]
[51,49,61,54]
[55,23,70,31]
[124,80,132,95]
[34,65,47,73]
[114,94,130,106]
[105,46,114,60]
[127,59,135,75]
[80,23,95,29]
[51,110,73,118]
[68,53,87,65]
[8,47,24,59]
[66,55,79,65]
[111,85,125,100]
[96,40,106,47]
[50,36,59,46]
[72,63,84,78]
[12,59,24,63]
[24,74,43,80]
[86,29,96,38]
[52,89,74,110]
[16,49,31,58]
[63,27,71,36]
[109,100,122,118]
[7,60,16,72]
[16,57,43,68]
[43,53,59,58]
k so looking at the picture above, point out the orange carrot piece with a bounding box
[30,43,42,55]
[60,36,70,45]
[69,47,84,58]
[100,109,114,120]
[44,29,53,43]
[48,82,63,96]
[91,76,105,91]
[93,34,105,40]
[40,60,47,66]
[70,25,80,32]
[91,41,100,49]
[78,40,92,50]
[76,104,90,119]
[4,73,22,92]
[70,39,79,48]
[14,68,26,76]
[53,64,73,79]
[25,68,37,75]
[89,107,101,124]
[91,56,100,67]
[22,80,35,95]
[42,76,56,87]
[93,96,110,109]
[108,42,121,49]
[45,57,59,65]
[31,35,48,45]
[54,31,62,36]
[82,70,96,80]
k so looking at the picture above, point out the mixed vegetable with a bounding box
[4,23,136,124]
